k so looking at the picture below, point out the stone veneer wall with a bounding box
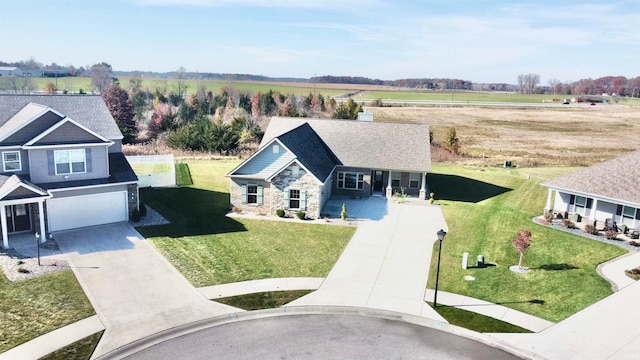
[229,179,272,215]
[270,164,322,219]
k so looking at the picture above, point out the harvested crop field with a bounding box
[371,105,640,166]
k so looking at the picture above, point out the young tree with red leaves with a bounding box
[512,229,532,269]
[103,85,136,143]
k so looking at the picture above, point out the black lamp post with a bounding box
[433,229,447,307]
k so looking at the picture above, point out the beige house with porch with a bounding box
[227,117,432,219]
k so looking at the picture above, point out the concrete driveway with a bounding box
[55,222,239,358]
[288,197,448,321]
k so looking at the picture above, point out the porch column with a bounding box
[1,205,7,248]
[386,171,393,198]
[419,172,427,200]
[544,189,553,215]
[38,201,46,244]
[591,198,598,221]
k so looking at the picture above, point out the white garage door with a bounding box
[47,191,128,232]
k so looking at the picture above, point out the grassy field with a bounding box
[136,159,355,287]
[373,105,640,167]
[426,164,626,322]
[215,290,313,311]
[40,331,103,360]
[0,271,95,353]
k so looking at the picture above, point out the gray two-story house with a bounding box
[0,95,138,248]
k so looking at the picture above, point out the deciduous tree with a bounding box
[90,62,114,93]
[512,229,532,269]
[103,85,136,143]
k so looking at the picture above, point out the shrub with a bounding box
[139,202,148,217]
[131,208,141,222]
[629,241,640,247]
[341,203,347,220]
[604,230,618,240]
[544,211,554,223]
[561,219,575,229]
[16,260,24,265]
[17,267,29,274]
[584,224,599,235]
[296,211,306,220]
[232,206,242,214]
[394,187,408,203]
[276,209,285,217]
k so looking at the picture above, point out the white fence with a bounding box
[126,154,176,188]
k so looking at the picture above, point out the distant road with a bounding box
[338,98,629,108]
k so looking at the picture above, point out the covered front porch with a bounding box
[0,175,51,249]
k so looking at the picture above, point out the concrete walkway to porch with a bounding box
[287,197,448,321]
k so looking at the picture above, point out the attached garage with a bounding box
[47,191,128,232]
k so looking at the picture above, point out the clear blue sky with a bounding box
[1,0,639,84]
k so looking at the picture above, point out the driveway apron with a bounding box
[288,198,448,322]
[55,223,239,358]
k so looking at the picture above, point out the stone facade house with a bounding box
[227,117,431,219]
[542,150,640,229]
[0,95,138,248]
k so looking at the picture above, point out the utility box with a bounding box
[477,255,485,268]
[462,252,469,269]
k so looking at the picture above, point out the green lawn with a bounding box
[136,159,354,287]
[428,303,531,333]
[40,331,103,360]
[0,271,95,353]
[426,164,626,322]
[215,290,313,311]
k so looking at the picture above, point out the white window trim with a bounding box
[391,172,401,187]
[247,185,258,204]
[289,189,301,209]
[54,149,86,175]
[409,173,420,189]
[2,151,21,172]
[337,171,364,190]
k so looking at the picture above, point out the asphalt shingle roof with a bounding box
[262,117,431,172]
[276,123,341,181]
[542,150,640,205]
[0,95,123,140]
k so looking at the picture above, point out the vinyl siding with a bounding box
[28,146,109,184]
[232,142,295,178]
[0,149,29,176]
[35,121,105,145]
[1,111,63,145]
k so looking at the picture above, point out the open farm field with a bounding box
[372,105,640,167]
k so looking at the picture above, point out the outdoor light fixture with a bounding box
[35,232,41,266]
[433,229,447,307]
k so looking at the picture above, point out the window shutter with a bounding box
[616,205,623,216]
[241,184,247,204]
[85,148,92,172]
[586,198,593,209]
[300,190,307,210]
[283,188,290,210]
[569,195,575,205]
[47,150,55,175]
[257,185,263,205]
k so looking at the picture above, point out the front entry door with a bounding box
[373,170,384,192]
[6,204,31,233]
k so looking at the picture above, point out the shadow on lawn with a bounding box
[137,187,246,238]
[533,263,579,271]
[427,173,512,203]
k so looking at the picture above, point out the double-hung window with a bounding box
[337,171,364,190]
[2,151,21,172]
[284,188,306,210]
[391,172,401,187]
[55,149,86,175]
[242,184,263,205]
[409,173,421,189]
[289,189,300,209]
